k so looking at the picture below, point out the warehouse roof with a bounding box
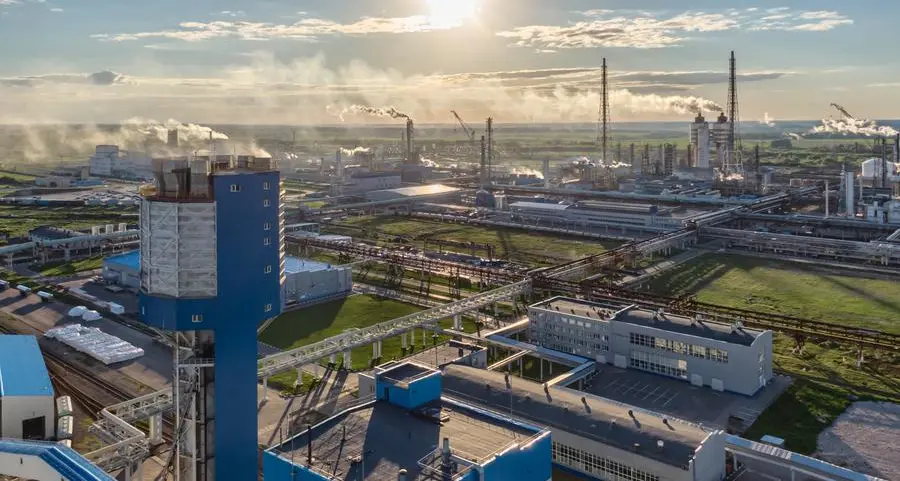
[270,399,538,481]
[531,297,764,347]
[442,364,713,469]
[104,250,140,271]
[366,184,458,199]
[509,201,572,211]
[284,257,336,274]
[0,335,54,397]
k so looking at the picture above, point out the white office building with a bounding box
[528,297,773,396]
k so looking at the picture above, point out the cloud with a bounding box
[497,8,853,49]
[0,70,127,87]
[219,10,244,17]
[49,7,61,12]
[93,12,472,42]
[0,55,741,127]
[0,0,20,5]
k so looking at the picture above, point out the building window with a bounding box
[263,181,270,190]
[265,265,272,274]
[191,314,203,323]
[551,441,659,481]
[263,199,271,207]
[264,237,271,246]
[264,303,273,313]
[230,184,241,192]
[264,222,271,231]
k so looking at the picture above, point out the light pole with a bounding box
[432,333,439,367]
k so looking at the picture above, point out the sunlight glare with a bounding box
[425,0,481,28]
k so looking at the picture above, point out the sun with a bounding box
[425,0,480,28]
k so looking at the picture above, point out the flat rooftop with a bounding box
[532,297,763,347]
[0,335,54,397]
[104,250,140,271]
[378,362,435,384]
[441,364,712,469]
[284,257,338,274]
[271,400,536,481]
[369,184,459,198]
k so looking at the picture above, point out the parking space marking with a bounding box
[641,386,661,400]
[661,392,679,408]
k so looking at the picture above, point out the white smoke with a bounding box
[809,115,898,137]
[510,167,544,179]
[760,112,776,127]
[340,146,370,156]
[419,157,439,168]
[785,132,802,140]
[123,117,228,143]
[568,156,630,169]
[333,105,410,122]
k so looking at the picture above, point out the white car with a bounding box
[68,306,87,317]
[81,310,102,322]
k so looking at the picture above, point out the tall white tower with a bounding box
[690,113,711,168]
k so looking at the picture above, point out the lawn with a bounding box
[259,293,479,371]
[0,205,137,239]
[649,253,900,452]
[647,254,900,333]
[329,216,616,266]
[32,256,104,277]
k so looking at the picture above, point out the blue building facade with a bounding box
[139,157,283,481]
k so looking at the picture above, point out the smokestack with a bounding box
[441,437,451,466]
[542,158,550,189]
[336,149,343,180]
[406,119,415,164]
[825,180,830,218]
[486,117,494,184]
[845,168,855,217]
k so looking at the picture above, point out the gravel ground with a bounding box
[816,401,900,480]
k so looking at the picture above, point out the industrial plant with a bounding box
[0,48,898,481]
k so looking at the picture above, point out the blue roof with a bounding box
[0,439,115,481]
[104,250,140,271]
[0,335,53,397]
[284,257,332,274]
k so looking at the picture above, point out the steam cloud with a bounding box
[11,118,267,162]
[510,167,544,179]
[760,112,776,127]
[809,115,899,137]
[335,105,410,121]
[340,146,370,156]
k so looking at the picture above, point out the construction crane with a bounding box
[830,103,855,120]
[451,110,476,141]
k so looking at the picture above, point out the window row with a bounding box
[191,303,273,322]
[552,441,660,481]
[629,332,728,364]
[630,350,687,379]
[229,181,272,192]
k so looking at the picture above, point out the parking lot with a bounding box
[577,365,791,432]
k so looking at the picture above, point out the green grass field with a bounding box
[648,254,900,333]
[259,294,478,372]
[0,205,137,239]
[329,216,616,266]
[648,253,900,453]
[32,256,104,277]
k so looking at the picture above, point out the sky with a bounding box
[1,0,898,125]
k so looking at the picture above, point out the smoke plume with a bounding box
[340,146,370,156]
[336,105,410,121]
[760,112,776,127]
[809,115,898,137]
[510,167,544,179]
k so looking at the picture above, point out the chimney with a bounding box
[441,437,451,466]
[542,159,550,189]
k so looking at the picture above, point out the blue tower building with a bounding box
[139,154,283,481]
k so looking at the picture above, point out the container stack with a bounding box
[45,325,144,365]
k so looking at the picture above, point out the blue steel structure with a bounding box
[264,361,552,481]
[139,156,283,481]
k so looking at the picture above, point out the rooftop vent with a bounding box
[632,443,640,452]
[663,418,669,426]
[657,440,665,450]
[398,469,408,481]
[628,409,634,418]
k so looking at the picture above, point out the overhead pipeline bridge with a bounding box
[256,280,531,378]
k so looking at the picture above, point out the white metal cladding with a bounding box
[141,201,218,298]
